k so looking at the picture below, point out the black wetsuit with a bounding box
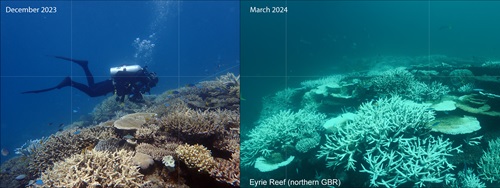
[22,56,158,102]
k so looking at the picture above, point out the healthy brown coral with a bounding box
[161,106,238,140]
[210,150,240,186]
[29,125,117,175]
[175,144,216,173]
[41,149,146,187]
[135,143,176,161]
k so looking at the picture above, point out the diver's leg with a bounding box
[68,79,101,97]
[22,76,72,94]
[56,76,72,89]
[53,56,95,87]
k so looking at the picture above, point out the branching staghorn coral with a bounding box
[452,168,486,188]
[41,149,146,187]
[161,105,238,140]
[154,73,240,111]
[371,68,449,102]
[406,81,450,102]
[241,109,326,167]
[135,124,160,142]
[317,95,435,171]
[317,95,463,187]
[214,126,240,153]
[210,150,240,186]
[29,125,117,176]
[478,138,500,183]
[360,136,462,187]
[14,137,48,156]
[371,68,415,95]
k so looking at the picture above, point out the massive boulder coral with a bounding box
[41,149,146,187]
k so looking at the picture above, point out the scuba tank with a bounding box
[110,65,142,76]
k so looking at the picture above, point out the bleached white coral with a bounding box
[371,68,449,102]
[300,75,344,88]
[317,95,463,187]
[317,95,435,171]
[478,138,500,183]
[371,67,415,95]
[458,83,475,93]
[14,137,47,156]
[162,155,175,172]
[452,168,486,188]
[241,109,326,166]
[360,136,461,187]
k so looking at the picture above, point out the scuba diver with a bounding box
[22,56,159,103]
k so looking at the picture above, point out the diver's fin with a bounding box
[21,87,58,94]
[52,56,88,68]
[21,77,72,94]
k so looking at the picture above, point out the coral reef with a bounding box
[14,138,47,156]
[240,55,500,187]
[2,73,240,188]
[29,125,117,176]
[317,96,435,171]
[371,68,415,95]
[371,68,450,102]
[41,149,146,187]
[161,105,239,141]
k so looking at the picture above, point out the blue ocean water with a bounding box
[1,1,239,164]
